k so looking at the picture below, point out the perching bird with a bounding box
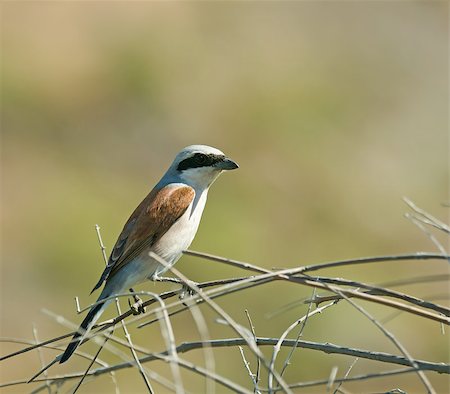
[60,145,238,363]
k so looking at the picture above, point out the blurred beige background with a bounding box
[1,1,448,393]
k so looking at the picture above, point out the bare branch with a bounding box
[264,367,429,390]
[327,286,436,393]
[245,309,261,392]
[32,324,51,394]
[115,299,155,393]
[76,337,450,375]
[185,249,449,274]
[95,224,109,265]
[326,366,338,392]
[405,213,448,257]
[332,358,358,394]
[300,275,449,316]
[403,197,450,234]
[73,328,113,393]
[184,297,216,394]
[238,345,260,393]
[148,252,293,394]
[280,290,322,378]
[269,299,334,393]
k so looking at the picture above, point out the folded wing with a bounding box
[91,184,195,293]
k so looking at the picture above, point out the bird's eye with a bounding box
[195,153,208,164]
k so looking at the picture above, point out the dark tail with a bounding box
[60,302,105,363]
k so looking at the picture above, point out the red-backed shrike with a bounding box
[60,145,238,363]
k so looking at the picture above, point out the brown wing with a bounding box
[91,184,195,292]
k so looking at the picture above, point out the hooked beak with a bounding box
[215,157,239,170]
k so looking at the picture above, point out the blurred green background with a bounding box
[1,2,448,393]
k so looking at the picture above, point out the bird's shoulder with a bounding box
[132,183,196,234]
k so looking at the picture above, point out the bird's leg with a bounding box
[178,283,197,302]
[128,288,146,315]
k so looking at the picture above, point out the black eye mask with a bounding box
[177,153,224,171]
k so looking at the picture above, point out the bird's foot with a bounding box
[179,281,198,306]
[128,289,146,315]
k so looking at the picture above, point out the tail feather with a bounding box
[60,302,106,363]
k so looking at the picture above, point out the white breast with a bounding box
[151,190,208,274]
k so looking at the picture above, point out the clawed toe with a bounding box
[128,295,146,315]
[179,282,197,306]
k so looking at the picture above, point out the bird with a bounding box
[60,145,238,363]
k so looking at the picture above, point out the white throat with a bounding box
[178,167,222,191]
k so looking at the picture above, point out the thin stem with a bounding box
[115,299,154,393]
[269,300,335,393]
[279,290,321,378]
[332,358,358,394]
[328,285,436,394]
[245,309,261,392]
[32,325,51,394]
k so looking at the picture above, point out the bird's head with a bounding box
[167,145,239,189]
